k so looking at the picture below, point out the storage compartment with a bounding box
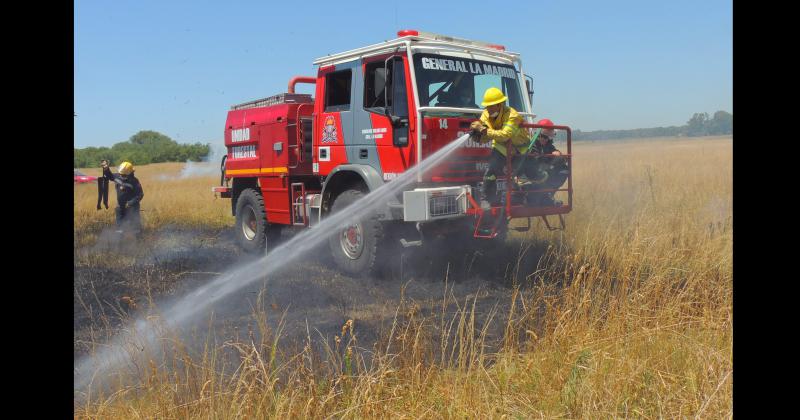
[402,185,470,222]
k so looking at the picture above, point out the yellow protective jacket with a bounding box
[479,105,531,156]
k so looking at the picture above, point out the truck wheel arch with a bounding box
[231,177,259,216]
[321,165,387,216]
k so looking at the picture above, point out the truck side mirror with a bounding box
[525,75,534,105]
[389,114,409,127]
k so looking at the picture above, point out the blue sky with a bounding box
[74,0,732,148]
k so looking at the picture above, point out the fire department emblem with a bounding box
[321,116,338,143]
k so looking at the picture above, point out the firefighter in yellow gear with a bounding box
[469,87,534,207]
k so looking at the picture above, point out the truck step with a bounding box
[400,238,423,248]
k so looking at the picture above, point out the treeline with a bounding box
[568,110,732,141]
[74,131,211,168]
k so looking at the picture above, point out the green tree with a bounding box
[75,130,213,168]
[686,112,710,136]
[708,110,733,135]
[74,146,115,168]
[562,111,731,142]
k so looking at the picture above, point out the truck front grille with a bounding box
[429,195,459,217]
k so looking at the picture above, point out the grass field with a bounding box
[74,136,732,418]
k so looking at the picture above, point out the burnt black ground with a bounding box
[74,225,558,365]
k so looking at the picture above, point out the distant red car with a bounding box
[74,169,98,184]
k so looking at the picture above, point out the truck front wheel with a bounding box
[235,188,281,253]
[327,189,386,277]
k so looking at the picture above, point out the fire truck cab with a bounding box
[214,30,573,276]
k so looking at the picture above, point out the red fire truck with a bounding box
[213,30,572,276]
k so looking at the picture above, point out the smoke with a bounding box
[158,143,226,180]
[74,134,472,393]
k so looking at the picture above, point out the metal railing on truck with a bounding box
[463,122,573,238]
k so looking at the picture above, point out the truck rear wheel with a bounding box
[235,188,281,253]
[327,189,386,277]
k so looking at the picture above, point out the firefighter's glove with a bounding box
[469,121,487,142]
[470,121,487,134]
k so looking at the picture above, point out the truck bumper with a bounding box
[212,186,231,198]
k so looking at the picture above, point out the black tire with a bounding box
[327,189,387,277]
[235,188,282,253]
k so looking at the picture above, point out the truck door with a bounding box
[313,65,354,175]
[360,55,413,180]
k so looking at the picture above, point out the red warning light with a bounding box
[487,44,506,51]
[397,29,419,37]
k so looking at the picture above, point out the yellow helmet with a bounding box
[480,87,507,107]
[118,161,134,175]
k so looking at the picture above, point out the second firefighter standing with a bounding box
[100,160,145,234]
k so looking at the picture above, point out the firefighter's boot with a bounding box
[531,169,549,184]
[481,177,500,208]
[515,175,533,187]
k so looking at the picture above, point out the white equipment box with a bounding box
[402,185,471,222]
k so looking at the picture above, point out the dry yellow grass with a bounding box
[74,136,732,418]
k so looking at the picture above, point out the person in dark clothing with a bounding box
[97,160,110,210]
[524,119,569,206]
[101,161,144,234]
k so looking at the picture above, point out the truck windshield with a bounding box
[412,53,526,112]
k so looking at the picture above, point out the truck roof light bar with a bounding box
[396,29,506,51]
[396,29,419,37]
